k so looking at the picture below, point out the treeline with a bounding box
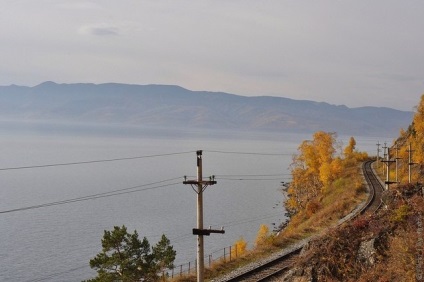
[285,131,368,217]
[393,94,424,184]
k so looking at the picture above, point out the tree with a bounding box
[232,237,248,258]
[255,224,271,247]
[288,131,340,213]
[85,225,176,282]
[411,94,424,178]
[152,234,177,273]
[343,136,356,157]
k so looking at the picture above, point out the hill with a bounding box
[0,82,413,136]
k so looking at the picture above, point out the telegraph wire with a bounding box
[25,210,286,281]
[0,150,291,172]
[0,151,195,171]
[4,149,292,280]
[0,171,292,215]
[0,177,183,214]
[215,173,291,181]
[216,177,289,181]
[215,173,291,177]
[204,150,292,156]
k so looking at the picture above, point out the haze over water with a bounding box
[0,121,380,281]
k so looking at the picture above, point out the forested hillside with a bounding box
[278,94,424,281]
[0,82,413,136]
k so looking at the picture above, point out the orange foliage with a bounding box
[254,224,271,247]
[231,237,247,258]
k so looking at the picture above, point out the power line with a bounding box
[216,177,288,181]
[215,173,291,177]
[0,151,195,171]
[0,171,292,214]
[0,177,182,215]
[215,173,290,181]
[204,150,292,156]
[23,209,285,281]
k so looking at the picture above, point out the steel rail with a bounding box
[221,160,384,282]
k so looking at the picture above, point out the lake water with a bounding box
[0,121,383,281]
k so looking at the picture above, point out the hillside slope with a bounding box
[0,82,413,136]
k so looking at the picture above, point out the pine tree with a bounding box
[85,225,175,282]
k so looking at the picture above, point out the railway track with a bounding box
[219,160,384,282]
[361,160,385,214]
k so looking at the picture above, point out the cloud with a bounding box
[79,24,119,36]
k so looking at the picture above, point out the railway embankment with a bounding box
[212,160,382,282]
[279,171,423,281]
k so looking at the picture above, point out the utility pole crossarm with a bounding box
[183,179,217,185]
[193,228,225,236]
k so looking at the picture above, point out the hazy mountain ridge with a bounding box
[0,82,413,136]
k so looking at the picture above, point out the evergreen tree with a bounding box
[85,225,175,282]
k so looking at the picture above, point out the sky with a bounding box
[1,1,423,111]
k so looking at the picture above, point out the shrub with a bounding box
[391,204,410,223]
[231,237,248,258]
[306,200,321,217]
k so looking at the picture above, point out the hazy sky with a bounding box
[1,1,423,111]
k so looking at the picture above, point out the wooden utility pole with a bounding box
[408,143,415,184]
[183,150,224,282]
[382,146,396,190]
[383,142,388,176]
[395,143,400,184]
[376,141,381,169]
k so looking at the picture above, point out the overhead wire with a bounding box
[0,171,292,215]
[0,150,195,171]
[214,173,290,181]
[0,149,293,173]
[26,209,286,282]
[204,150,293,156]
[216,177,289,181]
[215,173,291,177]
[0,177,183,214]
[2,148,293,280]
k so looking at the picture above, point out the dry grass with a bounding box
[288,184,423,281]
[274,162,367,249]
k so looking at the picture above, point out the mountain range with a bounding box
[0,81,413,137]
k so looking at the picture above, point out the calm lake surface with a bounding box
[0,121,382,281]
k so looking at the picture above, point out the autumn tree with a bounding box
[287,131,341,213]
[389,94,424,183]
[231,237,248,258]
[410,94,424,179]
[255,224,271,247]
[85,225,176,282]
[344,136,356,157]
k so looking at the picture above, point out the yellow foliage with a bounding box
[231,237,247,258]
[254,224,270,247]
[331,158,343,175]
[383,94,424,184]
[343,136,356,157]
[286,130,373,227]
[411,95,424,165]
[391,204,410,223]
